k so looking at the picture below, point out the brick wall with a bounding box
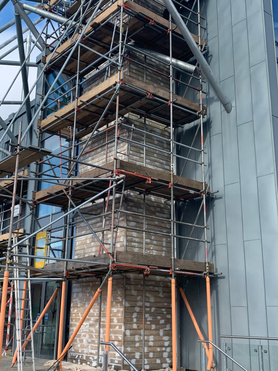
[79,114,170,174]
[69,274,172,369]
[70,67,173,370]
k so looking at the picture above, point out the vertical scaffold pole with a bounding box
[169,13,177,371]
[1,122,22,367]
[196,0,213,368]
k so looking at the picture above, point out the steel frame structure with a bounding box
[0,0,218,370]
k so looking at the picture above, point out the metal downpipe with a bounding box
[162,0,232,113]
[129,43,196,74]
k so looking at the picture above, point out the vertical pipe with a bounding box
[57,281,66,371]
[105,278,113,353]
[11,287,59,367]
[0,270,9,367]
[4,124,21,368]
[97,280,102,367]
[206,276,213,370]
[169,12,177,371]
[171,279,177,371]
[4,282,14,355]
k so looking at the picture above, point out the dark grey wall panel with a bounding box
[214,244,232,335]
[233,20,253,126]
[264,11,278,118]
[222,108,239,185]
[231,306,249,335]
[217,0,234,81]
[251,62,274,177]
[238,122,261,241]
[206,0,218,41]
[267,307,278,336]
[225,183,247,307]
[245,240,267,336]
[258,174,278,307]
[210,134,227,245]
[179,0,278,369]
[231,0,246,26]
[246,0,266,66]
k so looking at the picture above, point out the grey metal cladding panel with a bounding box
[263,0,273,14]
[231,306,249,335]
[264,12,278,118]
[210,134,227,245]
[214,244,232,335]
[238,122,261,241]
[267,307,278,336]
[258,174,278,306]
[208,35,220,82]
[233,20,253,126]
[250,62,274,177]
[246,0,266,67]
[207,33,220,79]
[231,0,246,26]
[244,240,268,336]
[220,75,235,109]
[272,116,278,178]
[208,90,222,136]
[225,183,246,306]
[206,0,218,41]
[225,182,247,307]
[222,108,239,185]
[217,0,234,81]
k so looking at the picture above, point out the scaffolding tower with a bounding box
[0,0,219,369]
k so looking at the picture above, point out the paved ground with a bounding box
[1,356,103,371]
[1,356,51,371]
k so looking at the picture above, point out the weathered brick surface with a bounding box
[123,275,172,369]
[70,4,173,365]
[79,114,170,174]
[68,276,125,367]
[68,274,172,369]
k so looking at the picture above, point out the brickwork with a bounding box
[69,274,172,369]
[124,275,172,370]
[68,276,125,367]
[69,9,173,366]
[83,51,170,95]
[79,114,170,174]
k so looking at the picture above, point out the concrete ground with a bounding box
[1,356,50,370]
[1,356,103,371]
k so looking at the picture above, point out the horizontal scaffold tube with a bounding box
[22,3,77,26]
[162,0,232,113]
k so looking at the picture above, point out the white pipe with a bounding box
[22,3,77,26]
[130,43,197,74]
[162,0,232,113]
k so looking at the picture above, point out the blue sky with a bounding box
[0,1,43,120]
[0,1,40,28]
